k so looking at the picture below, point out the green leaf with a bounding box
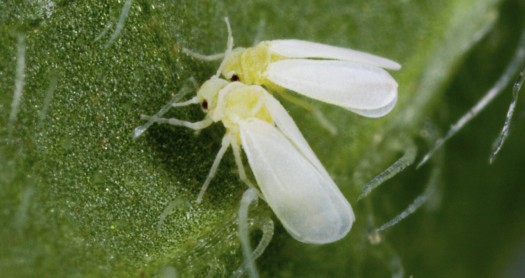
[1,0,524,277]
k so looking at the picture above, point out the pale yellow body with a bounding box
[197,77,273,140]
[221,42,285,94]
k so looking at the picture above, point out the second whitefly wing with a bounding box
[268,39,401,70]
[265,59,398,118]
[239,96,354,244]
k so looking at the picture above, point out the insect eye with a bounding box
[230,74,240,82]
[201,100,208,111]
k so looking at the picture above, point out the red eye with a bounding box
[231,74,240,81]
[201,100,208,110]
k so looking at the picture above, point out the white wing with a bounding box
[239,118,354,244]
[263,95,332,181]
[266,59,398,118]
[269,39,401,70]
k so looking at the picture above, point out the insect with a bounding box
[184,18,401,118]
[136,76,355,244]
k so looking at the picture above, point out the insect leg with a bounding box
[196,135,231,203]
[230,136,263,198]
[139,115,213,131]
[181,17,234,63]
[214,17,235,77]
[171,96,199,107]
[133,84,194,139]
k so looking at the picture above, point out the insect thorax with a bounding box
[213,82,273,138]
[222,42,283,88]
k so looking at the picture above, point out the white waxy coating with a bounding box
[263,95,333,181]
[266,59,398,118]
[269,39,401,70]
[240,107,354,243]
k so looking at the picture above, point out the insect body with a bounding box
[138,77,355,244]
[186,19,401,118]
[224,40,400,118]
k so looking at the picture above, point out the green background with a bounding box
[1,0,524,277]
